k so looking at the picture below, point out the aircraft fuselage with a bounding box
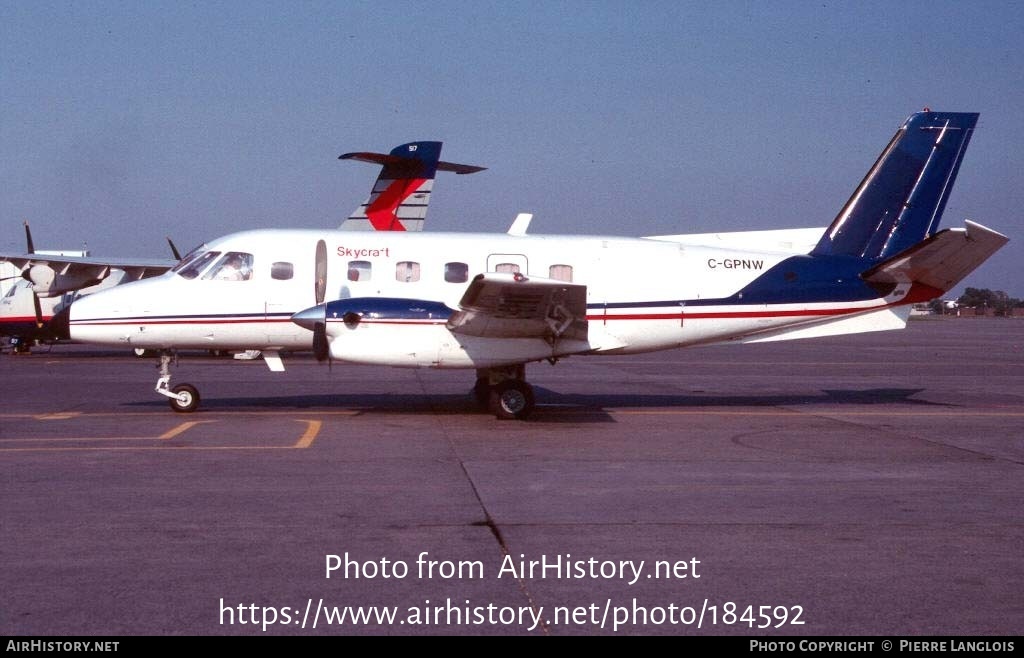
[68,227,918,369]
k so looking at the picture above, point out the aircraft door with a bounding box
[263,246,320,346]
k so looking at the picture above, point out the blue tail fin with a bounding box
[811,111,978,260]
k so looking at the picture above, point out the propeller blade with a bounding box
[32,291,44,328]
[24,221,35,254]
[314,240,327,305]
[166,237,182,261]
[311,239,330,365]
[313,322,329,362]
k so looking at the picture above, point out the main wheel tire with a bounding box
[169,384,200,413]
[490,380,534,420]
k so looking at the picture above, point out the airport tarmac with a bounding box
[1,318,1021,636]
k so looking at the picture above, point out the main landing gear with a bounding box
[155,351,201,412]
[473,365,535,420]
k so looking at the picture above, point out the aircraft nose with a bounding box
[291,305,325,331]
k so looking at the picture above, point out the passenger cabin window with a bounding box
[396,261,420,282]
[175,251,221,280]
[271,262,294,280]
[495,262,520,274]
[348,260,371,282]
[204,252,254,281]
[549,264,573,282]
[445,262,468,283]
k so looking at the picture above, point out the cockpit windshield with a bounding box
[203,252,254,281]
[174,251,221,280]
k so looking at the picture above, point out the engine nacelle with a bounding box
[27,263,105,298]
[322,297,455,332]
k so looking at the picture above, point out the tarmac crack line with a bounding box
[414,370,551,636]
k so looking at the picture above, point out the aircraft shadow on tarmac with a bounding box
[123,387,945,423]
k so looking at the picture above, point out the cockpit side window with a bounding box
[175,251,221,280]
[204,252,254,281]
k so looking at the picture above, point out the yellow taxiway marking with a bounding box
[293,420,322,449]
[33,412,83,420]
[0,418,325,452]
[1,410,360,419]
[0,446,319,452]
[159,420,215,440]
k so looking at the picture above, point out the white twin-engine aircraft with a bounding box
[61,111,1008,419]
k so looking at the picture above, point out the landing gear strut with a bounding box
[155,351,201,412]
[473,365,535,420]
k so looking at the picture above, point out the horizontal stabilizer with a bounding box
[449,272,588,341]
[861,220,1008,293]
[339,151,486,176]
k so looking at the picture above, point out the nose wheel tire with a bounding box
[490,380,534,420]
[169,384,200,413]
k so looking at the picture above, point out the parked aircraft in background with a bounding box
[0,222,174,301]
[339,141,485,231]
[61,111,1008,418]
[0,223,175,352]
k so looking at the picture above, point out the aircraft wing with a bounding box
[860,220,1009,292]
[0,252,177,296]
[447,272,588,341]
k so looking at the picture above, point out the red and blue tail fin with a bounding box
[339,141,485,231]
[812,111,978,260]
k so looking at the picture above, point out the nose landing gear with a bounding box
[155,352,201,412]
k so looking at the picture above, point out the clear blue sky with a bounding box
[2,1,1022,298]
